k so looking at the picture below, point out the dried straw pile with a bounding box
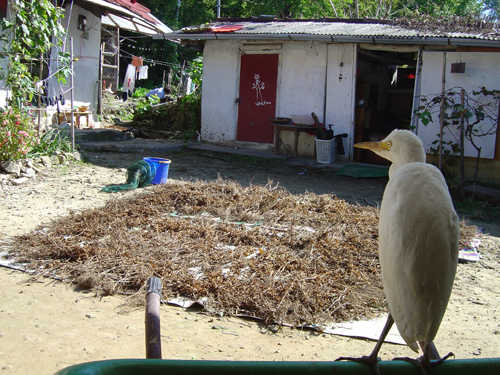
[11,178,386,326]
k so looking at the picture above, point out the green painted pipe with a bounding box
[55,358,500,375]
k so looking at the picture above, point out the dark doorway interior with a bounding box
[354,48,417,164]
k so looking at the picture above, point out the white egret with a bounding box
[337,129,459,373]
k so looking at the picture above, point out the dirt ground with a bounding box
[1,149,499,374]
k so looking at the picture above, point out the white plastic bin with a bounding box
[315,138,337,163]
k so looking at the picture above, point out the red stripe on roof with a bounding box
[106,0,158,24]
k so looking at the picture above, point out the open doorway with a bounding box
[353,47,418,164]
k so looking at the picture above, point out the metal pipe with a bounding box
[70,37,75,152]
[54,358,500,374]
[145,277,162,359]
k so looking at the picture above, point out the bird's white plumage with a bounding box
[357,129,459,353]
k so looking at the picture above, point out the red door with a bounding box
[236,54,279,143]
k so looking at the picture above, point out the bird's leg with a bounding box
[421,342,454,367]
[393,342,454,375]
[335,314,395,375]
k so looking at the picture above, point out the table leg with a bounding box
[293,129,299,157]
[274,126,280,155]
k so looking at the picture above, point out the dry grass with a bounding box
[6,178,473,327]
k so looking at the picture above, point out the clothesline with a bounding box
[121,43,171,52]
[119,48,191,70]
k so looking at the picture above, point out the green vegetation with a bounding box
[131,88,151,98]
[28,129,73,158]
[0,0,71,161]
[0,0,67,104]
[415,86,500,185]
[141,0,494,27]
[454,198,500,223]
[0,107,37,161]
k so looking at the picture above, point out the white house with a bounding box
[1,0,171,116]
[155,18,500,182]
[49,0,172,114]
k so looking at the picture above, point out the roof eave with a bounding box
[153,32,500,47]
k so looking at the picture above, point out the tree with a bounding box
[415,86,500,189]
[142,0,495,25]
[0,0,67,105]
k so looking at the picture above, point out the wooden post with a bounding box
[438,52,447,170]
[37,53,42,135]
[177,61,185,98]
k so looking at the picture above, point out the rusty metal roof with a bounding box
[236,20,499,40]
[153,18,500,46]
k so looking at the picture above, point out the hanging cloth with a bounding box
[138,65,148,80]
[123,64,136,95]
[131,55,143,73]
[131,56,143,67]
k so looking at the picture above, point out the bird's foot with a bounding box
[335,355,381,375]
[427,351,455,366]
[392,352,455,375]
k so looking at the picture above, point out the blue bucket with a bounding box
[143,157,171,185]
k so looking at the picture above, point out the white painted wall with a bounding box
[277,42,327,121]
[201,40,241,142]
[201,40,330,154]
[276,42,328,155]
[417,51,500,159]
[325,44,357,160]
[48,4,101,112]
[200,42,499,162]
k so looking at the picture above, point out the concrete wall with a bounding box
[417,51,500,159]
[201,40,241,142]
[201,40,353,158]
[200,43,498,164]
[325,43,357,160]
[48,4,101,112]
[277,42,328,156]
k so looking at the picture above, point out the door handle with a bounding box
[235,97,241,105]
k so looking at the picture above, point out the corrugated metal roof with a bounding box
[229,21,499,40]
[154,19,500,45]
[82,0,172,35]
[102,13,172,35]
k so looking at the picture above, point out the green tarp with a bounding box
[336,164,389,178]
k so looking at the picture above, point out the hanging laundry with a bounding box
[131,55,143,71]
[35,81,44,94]
[138,65,148,80]
[123,64,136,97]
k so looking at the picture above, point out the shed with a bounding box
[155,18,500,182]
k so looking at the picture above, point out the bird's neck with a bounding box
[388,151,426,179]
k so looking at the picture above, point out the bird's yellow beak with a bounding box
[354,141,390,151]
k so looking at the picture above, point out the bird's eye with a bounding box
[386,141,392,148]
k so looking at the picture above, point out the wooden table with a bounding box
[58,111,92,128]
[272,122,317,157]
